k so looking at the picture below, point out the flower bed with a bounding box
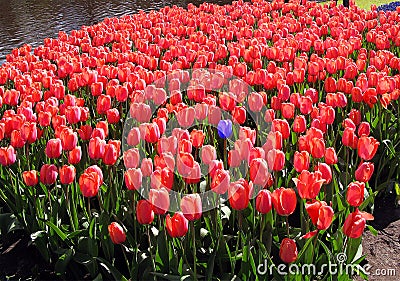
[0,0,400,280]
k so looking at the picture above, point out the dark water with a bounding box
[0,0,232,65]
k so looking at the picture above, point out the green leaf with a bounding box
[156,230,169,271]
[151,273,191,281]
[45,221,68,242]
[96,257,128,281]
[346,237,362,263]
[30,231,50,262]
[366,225,378,236]
[55,248,74,275]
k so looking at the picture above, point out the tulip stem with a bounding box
[260,214,264,244]
[233,211,243,274]
[223,138,227,169]
[147,226,156,277]
[120,244,130,275]
[285,216,290,238]
[87,197,91,218]
[191,221,197,280]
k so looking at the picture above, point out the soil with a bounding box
[356,193,400,281]
[0,230,57,281]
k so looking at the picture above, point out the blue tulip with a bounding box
[217,120,233,139]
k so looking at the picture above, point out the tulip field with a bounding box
[1,0,400,280]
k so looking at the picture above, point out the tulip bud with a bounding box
[136,200,154,225]
[256,190,272,214]
[108,222,126,244]
[23,170,38,186]
[279,238,298,263]
[165,212,189,238]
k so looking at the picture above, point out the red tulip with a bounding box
[88,137,105,160]
[219,92,236,111]
[272,119,290,139]
[324,147,338,165]
[68,146,82,165]
[176,107,195,128]
[149,187,170,215]
[357,122,370,137]
[65,106,81,124]
[324,76,337,93]
[40,164,58,185]
[201,145,216,165]
[127,127,140,147]
[108,222,126,244]
[310,138,325,159]
[140,158,153,177]
[136,200,154,225]
[266,149,285,171]
[232,106,246,124]
[106,108,120,124]
[271,187,297,216]
[154,152,175,170]
[124,148,140,169]
[281,103,295,119]
[228,179,252,210]
[78,125,92,141]
[227,149,241,168]
[60,129,78,151]
[239,127,256,145]
[190,129,205,148]
[144,123,160,143]
[263,131,283,152]
[150,167,174,190]
[96,94,111,115]
[79,167,102,197]
[293,151,310,173]
[346,181,365,207]
[165,212,188,238]
[125,168,143,190]
[10,130,26,148]
[305,200,334,230]
[103,143,119,165]
[348,109,361,126]
[194,102,208,120]
[59,165,76,185]
[46,139,62,158]
[181,194,202,221]
[23,170,38,186]
[293,170,325,199]
[157,136,178,155]
[177,152,195,177]
[319,105,335,125]
[279,238,298,263]
[293,115,307,133]
[299,96,313,115]
[315,163,332,184]
[357,136,379,161]
[208,105,221,125]
[343,209,374,238]
[0,146,17,166]
[342,128,358,149]
[211,169,230,194]
[256,189,272,214]
[249,147,265,163]
[248,92,263,112]
[250,158,270,186]
[21,122,37,144]
[355,162,374,182]
[91,82,103,96]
